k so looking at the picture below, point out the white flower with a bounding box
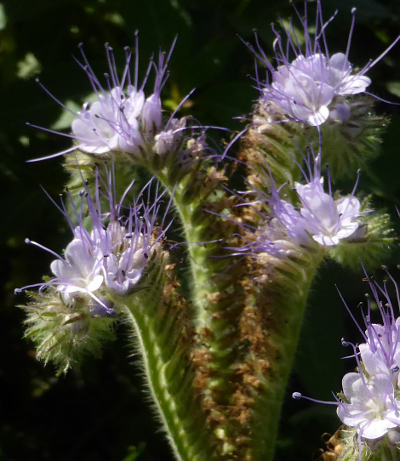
[267,53,370,126]
[50,226,104,302]
[272,176,362,247]
[249,1,399,127]
[337,372,400,439]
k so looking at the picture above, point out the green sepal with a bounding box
[20,287,116,375]
[320,427,400,461]
[319,97,388,182]
[329,197,395,271]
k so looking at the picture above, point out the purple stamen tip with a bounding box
[292,392,302,400]
[25,238,31,245]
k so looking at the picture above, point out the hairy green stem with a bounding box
[148,161,246,457]
[248,252,324,461]
[120,260,214,461]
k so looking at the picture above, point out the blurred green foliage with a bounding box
[1,0,400,460]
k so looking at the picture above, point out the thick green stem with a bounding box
[247,252,324,461]
[149,165,226,329]
[149,162,246,457]
[119,260,214,461]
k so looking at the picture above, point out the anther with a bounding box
[341,338,350,347]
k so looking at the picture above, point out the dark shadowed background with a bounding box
[1,0,400,460]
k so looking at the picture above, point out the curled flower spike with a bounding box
[28,35,191,162]
[247,1,399,126]
[15,164,172,308]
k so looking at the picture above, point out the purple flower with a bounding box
[229,153,365,261]
[269,160,364,249]
[249,1,399,126]
[29,36,190,161]
[336,272,400,440]
[359,320,400,385]
[16,165,171,307]
[347,271,400,384]
[293,271,400,450]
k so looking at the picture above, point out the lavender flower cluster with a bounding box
[264,157,364,255]
[16,166,171,314]
[337,273,400,443]
[248,0,400,455]
[29,36,191,163]
[249,1,398,127]
[234,0,400,264]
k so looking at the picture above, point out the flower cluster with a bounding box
[270,170,363,248]
[337,273,400,442]
[235,153,365,260]
[30,36,193,162]
[249,0,399,126]
[16,165,171,310]
[294,272,400,455]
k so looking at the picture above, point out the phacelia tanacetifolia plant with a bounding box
[14,1,400,460]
